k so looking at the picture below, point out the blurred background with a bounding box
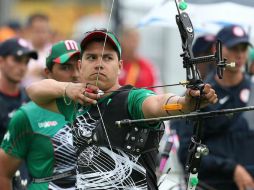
[0,0,254,93]
[1,1,254,189]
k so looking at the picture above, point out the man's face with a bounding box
[29,19,51,48]
[0,55,30,83]
[47,55,80,83]
[80,41,122,91]
[223,43,248,72]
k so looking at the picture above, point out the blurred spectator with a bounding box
[172,25,254,190]
[0,20,23,43]
[118,27,161,93]
[248,48,254,75]
[50,30,66,44]
[22,13,52,87]
[192,34,215,79]
[0,38,37,142]
[0,38,38,189]
[6,20,23,38]
[0,26,16,42]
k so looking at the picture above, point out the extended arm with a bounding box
[142,84,217,118]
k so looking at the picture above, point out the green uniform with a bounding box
[1,102,76,190]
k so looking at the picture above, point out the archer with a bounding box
[25,29,217,189]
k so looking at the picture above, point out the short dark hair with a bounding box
[47,62,54,71]
[26,13,49,27]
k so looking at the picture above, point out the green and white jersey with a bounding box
[56,87,160,190]
[1,102,76,190]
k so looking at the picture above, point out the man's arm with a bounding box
[26,79,68,112]
[142,84,217,118]
[26,79,99,112]
[0,149,22,190]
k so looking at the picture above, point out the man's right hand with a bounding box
[234,164,254,190]
[65,83,101,105]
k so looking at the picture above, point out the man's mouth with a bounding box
[91,73,106,77]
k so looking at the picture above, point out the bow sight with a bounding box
[174,0,228,87]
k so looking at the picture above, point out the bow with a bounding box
[174,1,224,189]
[114,0,232,189]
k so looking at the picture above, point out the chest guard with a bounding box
[73,85,164,156]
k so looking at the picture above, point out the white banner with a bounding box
[138,1,254,37]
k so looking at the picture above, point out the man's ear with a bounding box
[78,59,82,70]
[0,56,5,70]
[44,68,52,79]
[0,57,3,66]
[118,60,123,75]
[211,44,216,54]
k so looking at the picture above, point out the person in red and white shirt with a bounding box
[119,27,161,93]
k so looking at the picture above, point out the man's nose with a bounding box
[95,59,104,70]
[71,66,81,82]
[19,62,28,71]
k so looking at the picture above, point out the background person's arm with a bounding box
[0,149,22,190]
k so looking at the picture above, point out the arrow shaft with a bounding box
[115,106,254,127]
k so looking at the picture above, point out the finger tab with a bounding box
[85,88,93,93]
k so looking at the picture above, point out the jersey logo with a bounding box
[3,131,10,141]
[8,109,16,119]
[219,95,229,105]
[240,88,250,103]
[38,121,58,128]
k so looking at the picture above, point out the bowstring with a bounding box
[95,0,115,153]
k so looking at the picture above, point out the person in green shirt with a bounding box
[26,29,218,190]
[0,40,81,190]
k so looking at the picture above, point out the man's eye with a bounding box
[103,56,113,61]
[86,55,96,61]
[62,65,71,70]
[13,56,29,64]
